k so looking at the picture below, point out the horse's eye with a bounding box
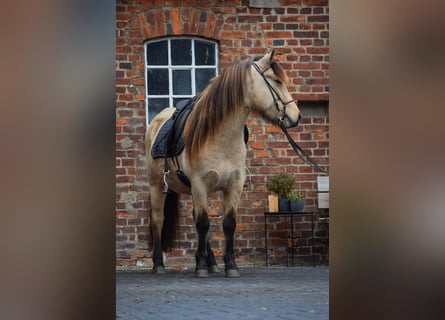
[274,79,282,85]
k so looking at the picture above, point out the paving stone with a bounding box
[117,267,329,319]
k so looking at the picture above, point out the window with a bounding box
[145,37,219,124]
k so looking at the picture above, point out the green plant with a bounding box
[288,191,305,201]
[266,172,296,198]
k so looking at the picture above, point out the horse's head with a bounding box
[248,50,301,128]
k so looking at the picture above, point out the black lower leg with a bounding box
[206,241,218,267]
[152,235,164,272]
[223,209,237,270]
[195,209,210,271]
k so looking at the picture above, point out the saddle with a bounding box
[151,97,197,159]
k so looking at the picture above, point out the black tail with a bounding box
[161,191,179,251]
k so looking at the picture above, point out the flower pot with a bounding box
[268,194,279,212]
[278,198,291,212]
[290,199,305,212]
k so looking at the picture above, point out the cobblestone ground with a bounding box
[117,267,329,320]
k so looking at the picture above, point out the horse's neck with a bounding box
[216,107,250,144]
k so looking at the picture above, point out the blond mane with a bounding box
[184,60,251,162]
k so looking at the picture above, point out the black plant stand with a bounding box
[264,211,315,267]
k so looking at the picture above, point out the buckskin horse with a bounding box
[145,50,301,277]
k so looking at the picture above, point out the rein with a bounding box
[278,120,328,173]
[253,62,328,174]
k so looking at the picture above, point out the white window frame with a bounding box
[144,37,219,125]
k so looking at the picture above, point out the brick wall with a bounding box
[116,0,329,268]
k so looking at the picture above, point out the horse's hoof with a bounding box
[152,266,166,274]
[225,268,240,278]
[195,269,209,278]
[208,265,220,274]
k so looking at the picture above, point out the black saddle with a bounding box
[151,97,197,158]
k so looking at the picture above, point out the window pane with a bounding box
[195,69,216,93]
[171,39,191,65]
[195,40,215,65]
[147,68,169,95]
[147,41,168,65]
[147,98,169,122]
[173,70,191,95]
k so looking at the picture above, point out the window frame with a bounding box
[144,37,219,125]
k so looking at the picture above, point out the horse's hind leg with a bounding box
[150,186,166,274]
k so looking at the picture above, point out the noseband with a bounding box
[252,62,299,128]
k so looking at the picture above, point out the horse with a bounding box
[145,49,301,277]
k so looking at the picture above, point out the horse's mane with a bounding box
[184,60,252,162]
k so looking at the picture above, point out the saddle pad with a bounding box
[151,98,196,158]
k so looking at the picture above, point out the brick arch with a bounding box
[137,8,224,41]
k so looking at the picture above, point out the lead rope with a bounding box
[253,62,327,172]
[278,120,328,174]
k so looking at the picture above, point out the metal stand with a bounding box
[264,211,315,267]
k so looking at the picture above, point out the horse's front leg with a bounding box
[193,205,211,278]
[192,211,220,275]
[206,241,220,273]
[223,207,240,277]
[222,174,244,278]
[192,171,223,277]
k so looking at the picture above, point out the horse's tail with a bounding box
[161,191,179,251]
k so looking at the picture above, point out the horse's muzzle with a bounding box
[286,113,301,128]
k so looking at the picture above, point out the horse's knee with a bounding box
[195,210,210,233]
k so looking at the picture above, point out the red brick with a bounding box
[265,31,292,38]
[250,142,264,150]
[307,47,329,54]
[205,13,216,38]
[220,31,246,38]
[156,10,165,35]
[307,15,329,22]
[138,13,150,39]
[117,13,132,21]
[172,8,181,34]
[256,150,270,158]
[280,15,304,23]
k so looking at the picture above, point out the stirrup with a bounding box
[163,158,169,193]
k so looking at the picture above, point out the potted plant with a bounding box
[288,191,305,212]
[266,172,295,212]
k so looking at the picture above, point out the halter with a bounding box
[253,62,328,173]
[252,62,300,128]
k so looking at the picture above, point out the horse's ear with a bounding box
[268,49,275,62]
[257,49,275,69]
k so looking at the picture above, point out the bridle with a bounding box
[252,62,300,128]
[252,62,328,174]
